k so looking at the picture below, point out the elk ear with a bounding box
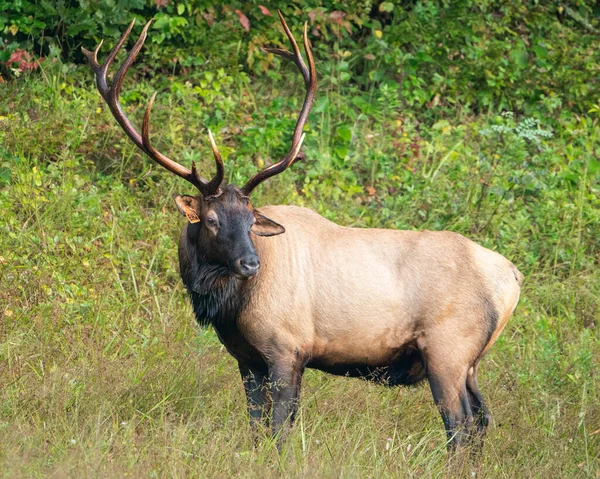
[174,194,202,223]
[251,211,285,237]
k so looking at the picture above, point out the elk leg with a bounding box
[465,363,491,455]
[239,363,271,431]
[427,367,474,450]
[289,365,305,425]
[268,361,304,446]
[466,363,491,434]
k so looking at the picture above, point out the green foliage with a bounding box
[358,1,600,115]
[0,1,371,74]
[3,1,600,114]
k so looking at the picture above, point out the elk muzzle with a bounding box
[234,254,260,279]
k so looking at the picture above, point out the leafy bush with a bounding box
[3,1,600,115]
[0,1,373,73]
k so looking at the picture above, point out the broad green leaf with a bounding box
[379,2,394,13]
[336,124,352,142]
[533,45,548,59]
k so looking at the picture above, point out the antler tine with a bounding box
[262,11,310,85]
[82,19,136,98]
[241,14,317,196]
[81,39,104,71]
[206,130,225,194]
[292,23,316,150]
[83,19,223,196]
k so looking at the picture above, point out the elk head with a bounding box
[82,12,316,279]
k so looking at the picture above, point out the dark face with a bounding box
[174,185,285,279]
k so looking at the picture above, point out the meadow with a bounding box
[1,2,600,477]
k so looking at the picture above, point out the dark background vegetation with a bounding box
[1,1,599,477]
[3,0,600,113]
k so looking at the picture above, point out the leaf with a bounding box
[379,2,394,12]
[533,45,548,59]
[337,60,349,72]
[202,12,214,27]
[329,11,345,24]
[561,171,579,185]
[177,3,185,15]
[368,70,384,81]
[432,120,451,134]
[336,124,352,142]
[235,10,250,32]
[374,30,382,39]
[258,5,271,16]
[0,166,10,185]
[334,146,348,159]
[311,96,329,114]
[352,96,376,116]
[415,51,433,63]
[153,14,170,30]
[513,49,528,69]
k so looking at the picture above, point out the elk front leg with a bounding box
[239,363,271,432]
[268,361,304,446]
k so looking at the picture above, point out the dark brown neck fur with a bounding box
[178,224,254,342]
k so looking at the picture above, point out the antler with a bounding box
[82,19,224,197]
[241,11,317,196]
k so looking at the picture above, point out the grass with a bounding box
[0,56,599,478]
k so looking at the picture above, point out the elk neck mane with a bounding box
[179,229,254,330]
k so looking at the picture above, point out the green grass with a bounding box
[0,58,599,478]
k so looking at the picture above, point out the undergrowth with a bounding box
[1,30,599,478]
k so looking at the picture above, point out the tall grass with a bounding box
[0,58,598,477]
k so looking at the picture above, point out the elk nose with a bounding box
[238,256,260,278]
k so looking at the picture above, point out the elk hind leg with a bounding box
[466,362,491,437]
[427,366,475,450]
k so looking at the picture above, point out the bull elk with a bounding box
[83,14,523,450]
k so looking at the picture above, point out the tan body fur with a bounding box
[243,205,521,372]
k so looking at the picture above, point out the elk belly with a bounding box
[307,243,423,383]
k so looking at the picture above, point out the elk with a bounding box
[83,14,523,450]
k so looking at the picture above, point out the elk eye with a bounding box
[206,217,217,227]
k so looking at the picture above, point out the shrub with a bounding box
[2,1,600,114]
